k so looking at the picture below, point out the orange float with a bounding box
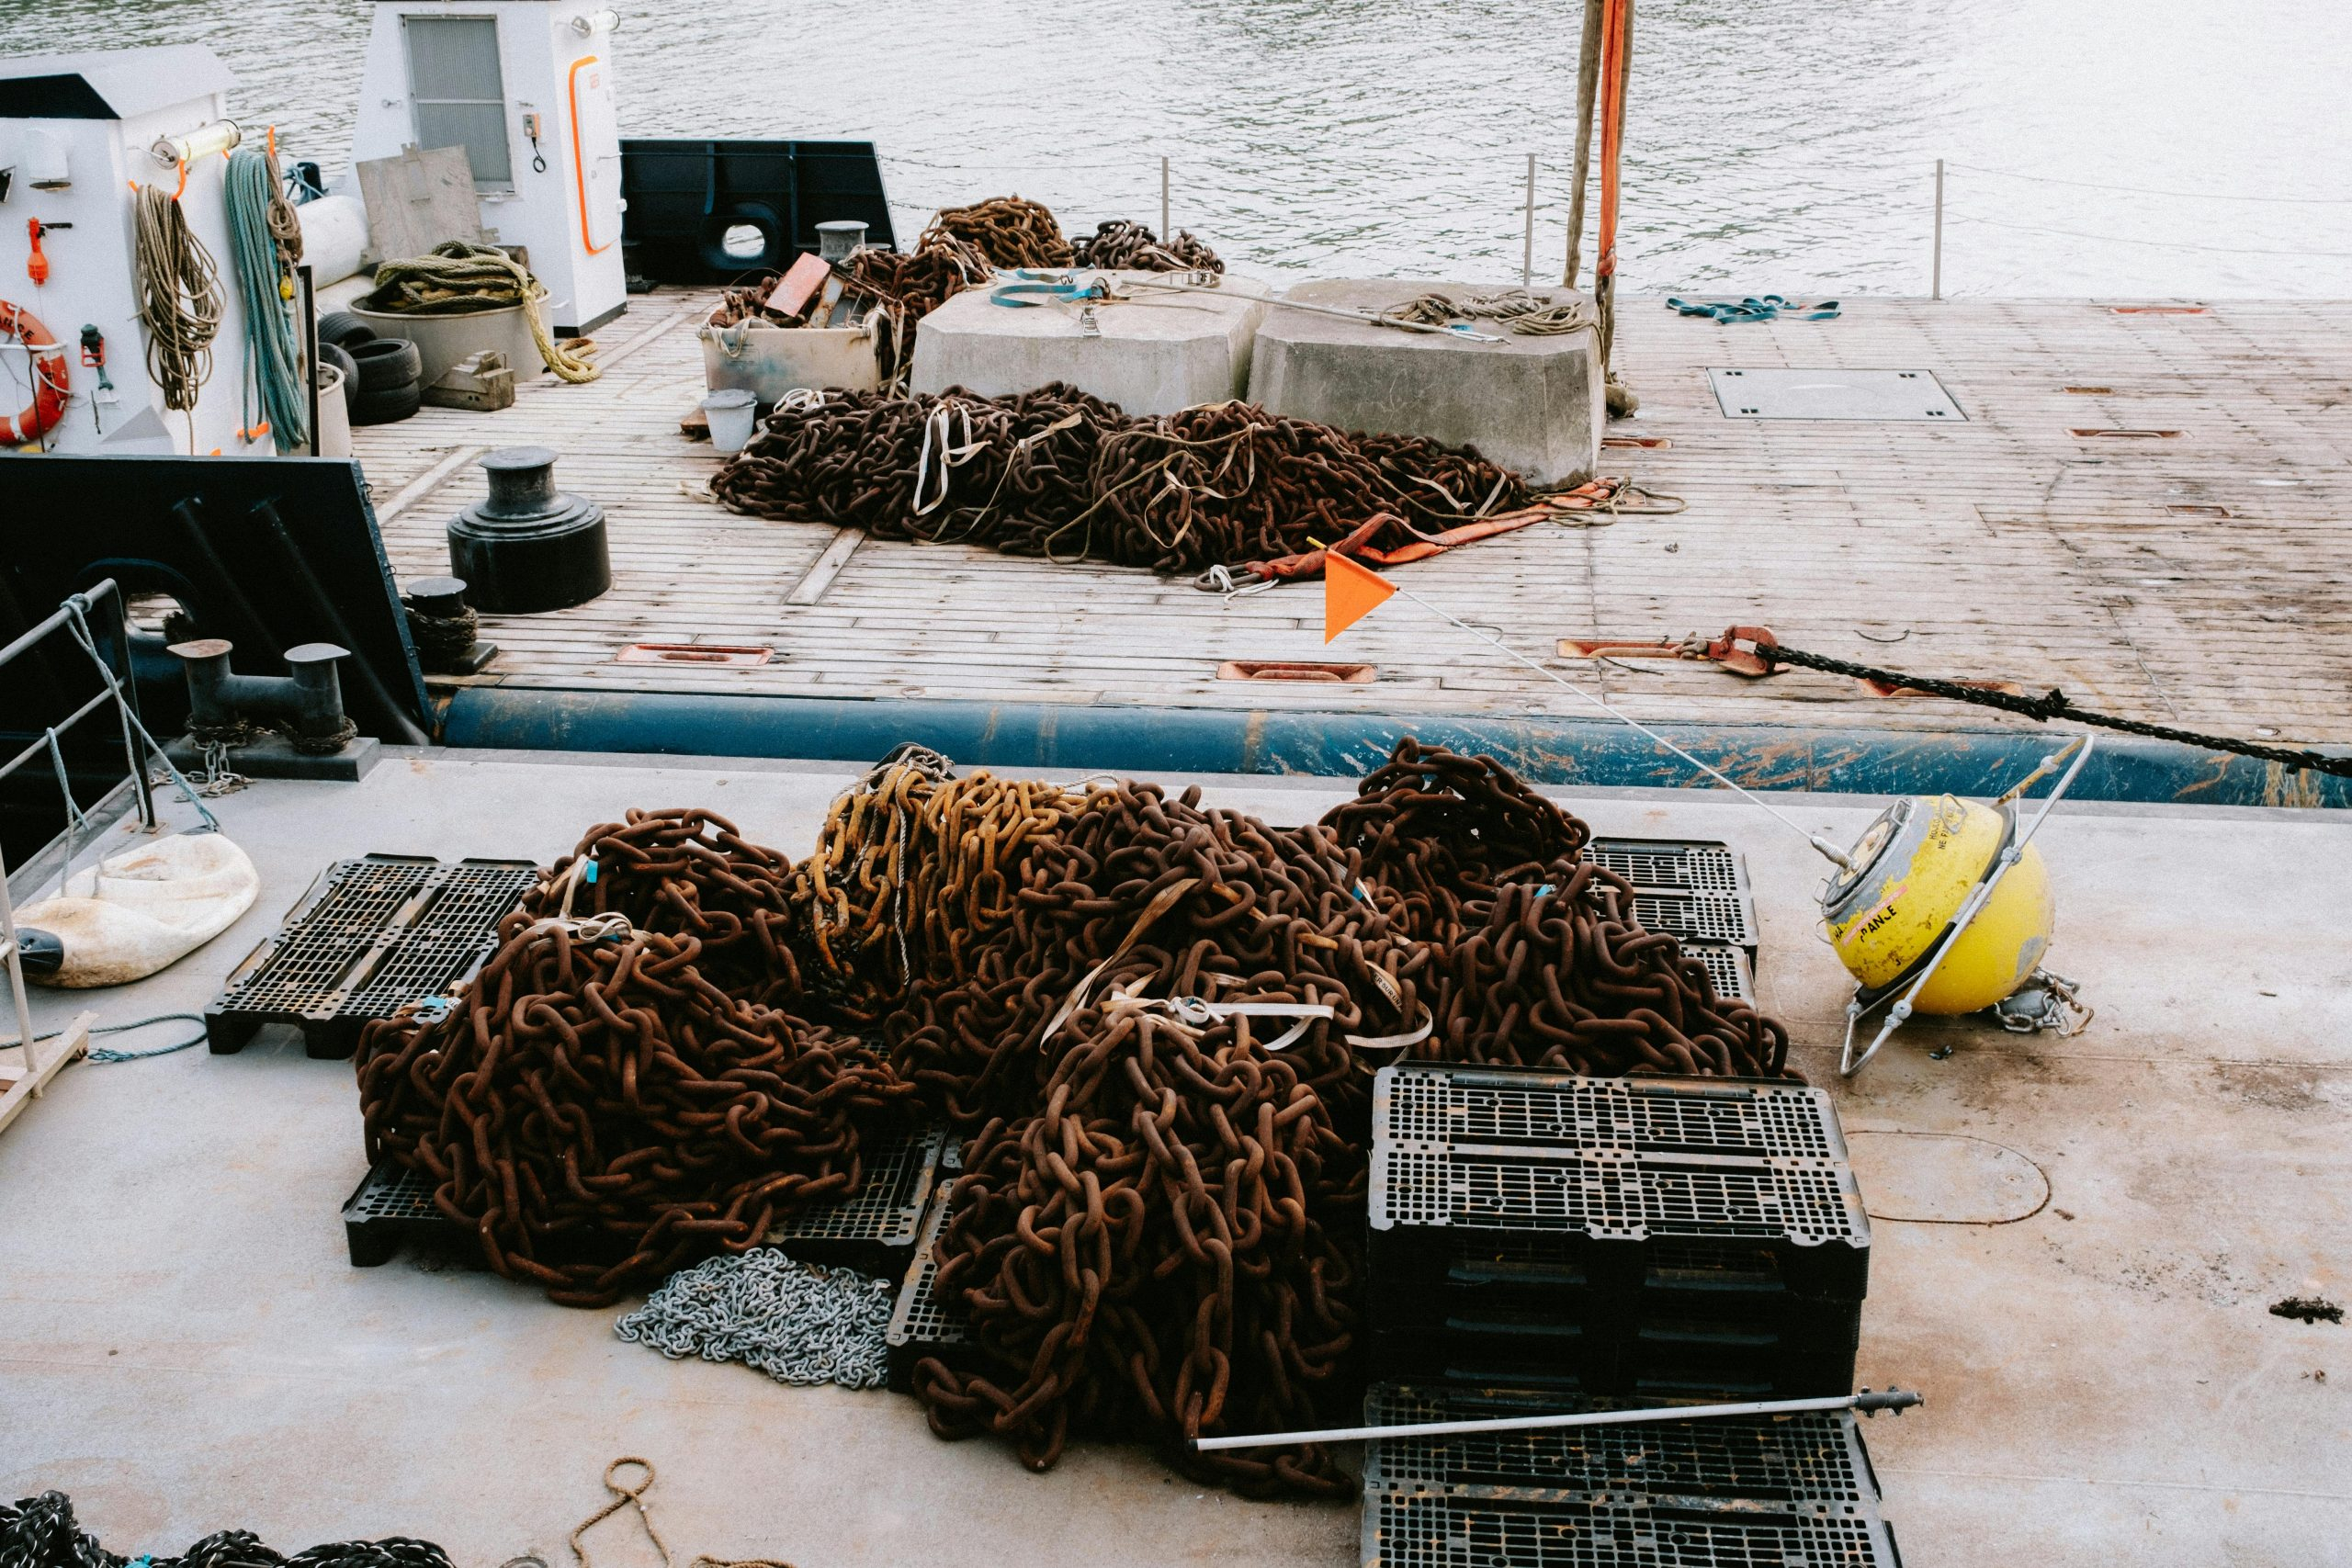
[0,298,69,445]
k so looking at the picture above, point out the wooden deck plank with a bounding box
[351,290,2352,745]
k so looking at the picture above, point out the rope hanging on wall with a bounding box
[225,141,309,451]
[132,181,224,442]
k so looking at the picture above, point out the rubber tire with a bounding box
[348,380,424,426]
[317,311,378,352]
[348,336,424,393]
[314,341,359,391]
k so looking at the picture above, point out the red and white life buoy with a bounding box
[0,299,70,446]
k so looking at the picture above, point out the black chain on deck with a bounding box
[1759,638,2352,779]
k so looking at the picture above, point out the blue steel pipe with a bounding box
[438,687,2352,808]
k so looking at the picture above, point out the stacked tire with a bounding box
[318,311,424,426]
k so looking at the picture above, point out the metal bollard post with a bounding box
[1522,152,1537,288]
[1161,154,1170,241]
[1932,157,1945,301]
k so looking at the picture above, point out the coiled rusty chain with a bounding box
[920,196,1073,268]
[1069,220,1224,273]
[709,386,1532,577]
[343,750,1792,1495]
[355,809,915,1306]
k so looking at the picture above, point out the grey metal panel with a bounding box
[1709,367,1966,422]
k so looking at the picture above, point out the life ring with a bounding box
[0,299,70,446]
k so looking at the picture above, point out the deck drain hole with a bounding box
[2166,503,2231,517]
[2070,428,2180,439]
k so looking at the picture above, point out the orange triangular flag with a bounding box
[1324,550,1396,642]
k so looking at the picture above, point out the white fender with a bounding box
[17,833,260,988]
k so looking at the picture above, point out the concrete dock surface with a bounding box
[3,749,2346,1566]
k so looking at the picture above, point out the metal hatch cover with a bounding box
[1710,367,1966,421]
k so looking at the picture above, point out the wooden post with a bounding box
[1932,158,1946,300]
[1563,0,1604,288]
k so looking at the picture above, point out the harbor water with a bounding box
[2,0,2347,296]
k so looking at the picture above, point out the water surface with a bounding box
[5,0,2346,295]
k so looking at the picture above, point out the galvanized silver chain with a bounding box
[614,1248,893,1390]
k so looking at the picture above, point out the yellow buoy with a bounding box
[1821,795,2053,1015]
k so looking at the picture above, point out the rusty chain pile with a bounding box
[889,780,1426,1492]
[710,384,1532,576]
[354,809,914,1306]
[921,196,1073,268]
[787,747,1081,1020]
[1069,219,1224,273]
[337,741,1790,1495]
[1327,741,1788,1075]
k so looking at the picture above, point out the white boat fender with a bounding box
[16,833,260,988]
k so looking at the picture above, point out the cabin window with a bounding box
[404,16,513,187]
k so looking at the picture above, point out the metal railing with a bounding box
[0,581,217,1131]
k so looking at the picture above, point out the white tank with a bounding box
[295,192,372,288]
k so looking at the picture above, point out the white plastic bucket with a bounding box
[702,389,758,454]
[315,364,352,457]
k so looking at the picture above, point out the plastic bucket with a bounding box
[314,364,352,457]
[702,389,758,454]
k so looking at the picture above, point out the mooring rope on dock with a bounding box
[367,243,600,382]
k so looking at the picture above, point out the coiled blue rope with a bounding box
[224,142,308,452]
[1665,294,1841,323]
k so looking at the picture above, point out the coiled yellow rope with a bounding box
[366,241,601,383]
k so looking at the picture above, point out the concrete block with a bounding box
[1245,280,1602,485]
[911,271,1269,416]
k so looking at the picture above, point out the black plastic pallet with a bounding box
[764,1116,945,1276]
[1371,1066,1870,1301]
[208,854,539,1058]
[343,1117,944,1272]
[1362,1382,1885,1507]
[1369,1320,1859,1401]
[341,1160,465,1268]
[1582,837,1760,959]
[1363,1484,1902,1568]
[1683,942,1754,1008]
[886,1182,975,1392]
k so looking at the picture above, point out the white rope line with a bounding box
[1385,583,1853,868]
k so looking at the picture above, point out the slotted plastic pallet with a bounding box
[1372,1066,1870,1301]
[1377,1065,1852,1168]
[208,854,539,1058]
[1363,1484,1902,1568]
[1581,837,1759,959]
[1683,942,1753,1007]
[1362,1382,1884,1506]
[342,1118,943,1272]
[886,1182,975,1392]
[342,1160,467,1268]
[766,1116,945,1275]
[1368,1312,1860,1399]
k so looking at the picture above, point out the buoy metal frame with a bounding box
[1837,732,2097,1077]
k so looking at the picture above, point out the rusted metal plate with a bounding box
[615,642,773,666]
[1707,367,1964,422]
[1216,660,1374,684]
